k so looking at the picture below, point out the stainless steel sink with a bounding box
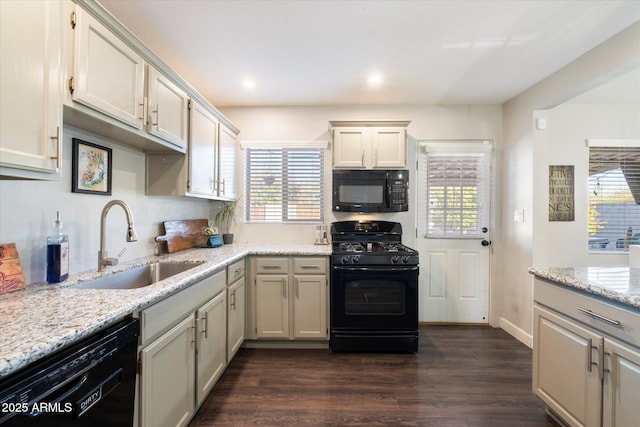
[72,262,202,290]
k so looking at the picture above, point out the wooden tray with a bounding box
[0,243,26,294]
[155,219,210,253]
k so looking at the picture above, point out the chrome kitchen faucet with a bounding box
[98,200,138,272]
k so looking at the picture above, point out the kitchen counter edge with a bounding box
[528,266,640,311]
[0,244,331,378]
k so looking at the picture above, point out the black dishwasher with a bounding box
[0,318,139,426]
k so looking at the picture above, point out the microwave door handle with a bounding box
[385,176,392,208]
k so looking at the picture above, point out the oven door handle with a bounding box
[332,265,418,272]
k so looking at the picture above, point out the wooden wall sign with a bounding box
[549,165,575,221]
[0,243,26,294]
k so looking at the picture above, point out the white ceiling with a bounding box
[97,0,640,107]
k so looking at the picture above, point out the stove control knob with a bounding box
[391,255,400,264]
[341,256,351,264]
[352,255,360,264]
[402,256,410,264]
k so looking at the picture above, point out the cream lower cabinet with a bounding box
[0,0,62,179]
[533,278,640,427]
[138,270,227,427]
[227,259,246,361]
[251,257,328,341]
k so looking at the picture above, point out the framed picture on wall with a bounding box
[72,138,112,195]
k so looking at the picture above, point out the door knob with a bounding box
[481,240,492,247]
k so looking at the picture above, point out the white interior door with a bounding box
[416,141,492,323]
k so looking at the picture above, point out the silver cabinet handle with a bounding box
[151,104,159,128]
[200,311,208,339]
[283,278,288,299]
[234,267,245,274]
[49,126,61,169]
[300,265,319,269]
[577,307,621,326]
[262,265,281,270]
[587,338,598,373]
[295,278,299,298]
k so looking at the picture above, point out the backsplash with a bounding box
[0,125,214,285]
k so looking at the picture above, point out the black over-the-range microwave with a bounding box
[332,169,409,213]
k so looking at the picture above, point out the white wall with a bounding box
[0,125,215,285]
[219,104,504,323]
[501,22,640,344]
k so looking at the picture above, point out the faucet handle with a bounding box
[117,247,127,258]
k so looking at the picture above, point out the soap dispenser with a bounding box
[46,211,69,283]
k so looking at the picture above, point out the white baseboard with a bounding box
[499,317,533,348]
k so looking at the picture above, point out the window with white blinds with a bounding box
[588,140,640,252]
[245,147,324,222]
[420,143,491,238]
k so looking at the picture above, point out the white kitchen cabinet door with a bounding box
[333,128,368,168]
[227,278,246,361]
[372,127,406,168]
[189,100,218,197]
[73,7,145,130]
[147,66,189,150]
[602,339,640,427]
[196,291,227,407]
[217,123,238,200]
[0,0,62,178]
[255,275,290,338]
[293,275,327,339]
[140,315,195,427]
[533,305,602,427]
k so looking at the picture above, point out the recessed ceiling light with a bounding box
[368,73,383,86]
[243,79,256,89]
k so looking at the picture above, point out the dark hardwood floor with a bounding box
[190,325,558,426]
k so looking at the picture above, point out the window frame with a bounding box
[242,140,327,224]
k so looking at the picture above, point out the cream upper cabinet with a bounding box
[188,100,218,197]
[331,122,409,169]
[147,66,189,150]
[146,103,239,201]
[217,123,238,200]
[0,0,62,179]
[333,127,368,168]
[72,7,145,130]
[372,127,407,168]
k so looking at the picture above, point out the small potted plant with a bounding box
[214,199,238,244]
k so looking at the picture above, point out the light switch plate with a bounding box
[514,209,525,223]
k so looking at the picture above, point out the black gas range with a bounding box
[330,220,419,353]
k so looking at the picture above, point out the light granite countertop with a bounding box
[529,266,640,310]
[0,244,331,378]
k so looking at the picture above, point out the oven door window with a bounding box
[345,280,404,315]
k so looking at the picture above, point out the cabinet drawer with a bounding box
[255,257,288,274]
[141,270,226,345]
[227,259,246,284]
[293,257,327,275]
[534,278,640,348]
